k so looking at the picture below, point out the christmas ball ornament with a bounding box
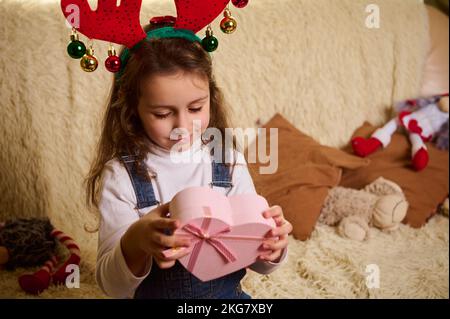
[202,26,219,52]
[105,46,121,73]
[220,9,237,34]
[67,30,86,59]
[80,47,98,72]
[232,0,249,8]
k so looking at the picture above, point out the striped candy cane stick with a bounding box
[17,229,81,294]
[18,255,59,295]
[51,229,81,285]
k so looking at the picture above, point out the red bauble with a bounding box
[105,55,121,73]
[150,16,177,26]
[232,0,249,8]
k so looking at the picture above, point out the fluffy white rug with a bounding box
[1,215,447,299]
[243,216,449,299]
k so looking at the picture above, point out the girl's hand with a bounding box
[259,205,292,263]
[121,203,192,274]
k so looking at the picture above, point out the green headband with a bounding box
[116,27,202,80]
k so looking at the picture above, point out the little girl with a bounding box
[86,22,292,299]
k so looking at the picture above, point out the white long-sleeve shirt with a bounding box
[96,141,287,298]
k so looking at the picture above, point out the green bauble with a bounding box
[67,40,86,59]
[202,36,219,52]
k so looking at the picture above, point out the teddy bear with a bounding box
[0,218,81,295]
[319,177,409,241]
[351,93,449,171]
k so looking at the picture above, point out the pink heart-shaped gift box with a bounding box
[163,186,276,282]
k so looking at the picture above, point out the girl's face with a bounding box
[137,71,211,151]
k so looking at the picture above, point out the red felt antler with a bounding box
[61,0,146,48]
[174,0,231,33]
[61,0,232,48]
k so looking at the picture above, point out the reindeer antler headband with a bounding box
[60,0,249,74]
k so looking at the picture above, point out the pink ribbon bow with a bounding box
[182,218,237,273]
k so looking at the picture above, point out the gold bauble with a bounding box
[80,48,98,72]
[220,16,237,34]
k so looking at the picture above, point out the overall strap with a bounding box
[211,161,233,189]
[120,155,160,209]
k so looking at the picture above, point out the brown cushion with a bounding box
[341,122,449,228]
[247,114,370,240]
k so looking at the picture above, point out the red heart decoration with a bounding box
[408,119,423,135]
[174,0,231,33]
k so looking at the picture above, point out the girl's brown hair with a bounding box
[85,24,235,210]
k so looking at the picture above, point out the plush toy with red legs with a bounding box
[0,218,80,295]
[352,93,449,171]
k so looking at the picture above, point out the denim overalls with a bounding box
[120,154,252,299]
